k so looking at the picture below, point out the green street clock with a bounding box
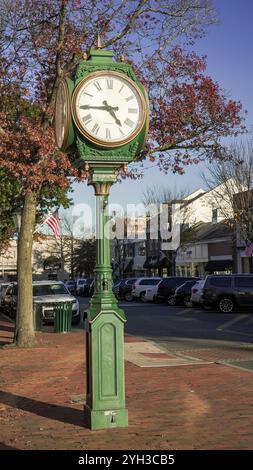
[54,47,149,165]
[54,43,149,431]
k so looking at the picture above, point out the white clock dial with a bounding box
[72,71,147,147]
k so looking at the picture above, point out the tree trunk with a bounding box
[15,191,37,347]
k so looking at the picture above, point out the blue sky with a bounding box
[67,0,253,214]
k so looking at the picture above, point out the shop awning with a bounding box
[143,256,160,269]
[205,259,233,272]
[143,253,171,270]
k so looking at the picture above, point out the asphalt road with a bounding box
[78,297,253,371]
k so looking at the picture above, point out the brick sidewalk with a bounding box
[0,317,253,450]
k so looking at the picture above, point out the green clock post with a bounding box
[54,40,149,430]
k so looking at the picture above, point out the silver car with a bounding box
[190,280,205,307]
[1,281,80,324]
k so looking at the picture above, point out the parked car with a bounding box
[143,282,161,302]
[76,279,86,295]
[1,281,81,324]
[156,277,200,305]
[113,278,136,301]
[76,278,94,296]
[132,277,162,301]
[0,282,11,309]
[0,283,17,316]
[190,279,205,307]
[201,274,253,313]
[174,279,201,307]
[64,280,77,295]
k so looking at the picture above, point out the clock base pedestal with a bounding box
[84,408,128,431]
[84,167,128,430]
[84,308,128,430]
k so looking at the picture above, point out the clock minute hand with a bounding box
[102,101,122,126]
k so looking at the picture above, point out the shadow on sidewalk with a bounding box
[0,391,85,428]
[0,340,14,347]
[0,324,14,333]
[0,442,18,450]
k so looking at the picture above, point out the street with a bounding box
[78,297,253,372]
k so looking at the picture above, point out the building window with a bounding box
[138,242,146,256]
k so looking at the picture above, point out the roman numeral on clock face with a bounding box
[124,118,134,128]
[126,95,134,102]
[82,113,92,124]
[92,123,100,135]
[128,108,138,114]
[106,79,113,89]
[106,128,111,139]
[93,81,102,91]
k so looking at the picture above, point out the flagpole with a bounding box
[33,213,53,234]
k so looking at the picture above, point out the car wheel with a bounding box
[140,292,146,302]
[183,295,192,308]
[218,297,235,313]
[167,295,176,306]
[124,292,133,302]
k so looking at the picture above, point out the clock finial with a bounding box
[97,33,102,49]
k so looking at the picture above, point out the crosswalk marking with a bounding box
[217,314,249,331]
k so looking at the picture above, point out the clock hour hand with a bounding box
[102,101,122,126]
[79,104,119,111]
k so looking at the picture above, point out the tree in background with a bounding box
[73,238,96,278]
[203,140,253,270]
[0,170,22,254]
[0,0,247,346]
[50,214,80,279]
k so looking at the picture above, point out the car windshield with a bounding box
[33,284,69,296]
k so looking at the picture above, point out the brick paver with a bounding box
[0,317,253,450]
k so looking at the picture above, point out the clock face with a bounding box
[55,79,70,150]
[72,71,147,147]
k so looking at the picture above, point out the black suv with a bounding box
[156,277,200,305]
[174,279,201,307]
[202,274,253,313]
[113,278,136,302]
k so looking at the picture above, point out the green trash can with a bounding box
[54,302,73,333]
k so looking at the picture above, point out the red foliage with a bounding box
[0,112,77,192]
[139,47,246,173]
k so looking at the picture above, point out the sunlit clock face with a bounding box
[71,71,147,147]
[55,79,70,150]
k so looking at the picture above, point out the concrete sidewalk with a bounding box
[0,316,253,450]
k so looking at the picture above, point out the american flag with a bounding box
[43,210,60,239]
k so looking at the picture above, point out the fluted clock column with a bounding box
[84,166,128,430]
